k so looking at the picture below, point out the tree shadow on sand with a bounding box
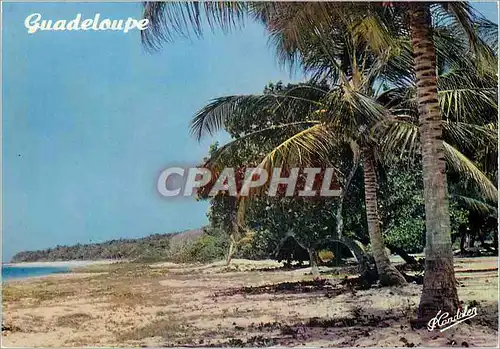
[214,271,424,298]
[214,279,343,297]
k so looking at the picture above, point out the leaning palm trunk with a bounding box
[335,156,373,278]
[362,146,406,286]
[410,3,459,321]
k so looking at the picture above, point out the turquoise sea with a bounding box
[2,265,70,280]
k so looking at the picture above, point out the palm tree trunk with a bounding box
[307,248,320,279]
[335,155,373,277]
[225,196,238,266]
[362,146,406,286]
[288,233,320,278]
[410,2,459,322]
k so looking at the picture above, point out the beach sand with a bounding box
[2,257,498,347]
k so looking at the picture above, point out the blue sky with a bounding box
[2,2,497,262]
[2,2,298,261]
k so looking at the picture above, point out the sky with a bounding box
[2,2,299,261]
[2,2,498,262]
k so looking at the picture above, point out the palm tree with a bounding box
[254,1,496,321]
[141,1,497,318]
[376,17,497,317]
[408,2,464,321]
[195,28,415,284]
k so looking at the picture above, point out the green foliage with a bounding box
[199,78,497,261]
[224,229,272,260]
[11,230,227,264]
[377,159,425,253]
[378,157,474,253]
[194,23,497,262]
[318,249,335,262]
[175,234,228,264]
[11,233,173,263]
[384,219,425,254]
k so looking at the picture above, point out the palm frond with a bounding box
[142,1,246,50]
[434,2,497,74]
[190,88,326,140]
[254,123,335,176]
[350,7,404,55]
[203,120,322,172]
[442,121,497,152]
[251,2,342,70]
[443,141,498,202]
[234,123,340,226]
[452,194,497,217]
[326,89,389,136]
[373,117,419,160]
[374,119,498,199]
[191,94,275,140]
[476,16,498,52]
[438,87,497,123]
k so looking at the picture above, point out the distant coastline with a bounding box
[9,228,204,264]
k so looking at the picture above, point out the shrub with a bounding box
[167,233,227,264]
[318,250,335,263]
[384,218,425,254]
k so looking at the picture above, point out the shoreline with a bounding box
[2,260,122,283]
[3,259,122,268]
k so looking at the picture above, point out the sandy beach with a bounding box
[2,257,498,347]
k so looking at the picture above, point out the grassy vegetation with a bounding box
[118,318,190,342]
[3,281,77,304]
[55,313,93,328]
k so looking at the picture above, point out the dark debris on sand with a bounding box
[196,312,405,348]
[214,279,338,297]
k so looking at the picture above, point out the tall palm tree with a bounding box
[405,2,495,321]
[141,1,497,319]
[192,28,413,285]
[407,2,459,320]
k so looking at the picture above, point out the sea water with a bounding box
[2,265,70,280]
